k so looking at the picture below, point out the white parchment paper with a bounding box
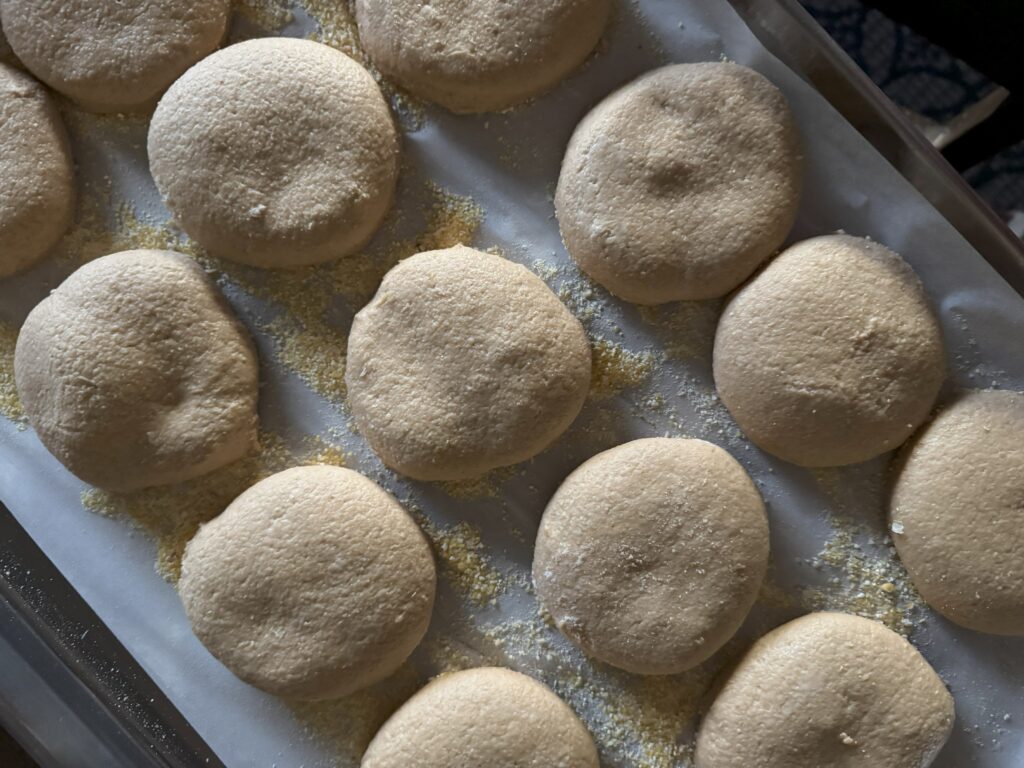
[1,0,1022,766]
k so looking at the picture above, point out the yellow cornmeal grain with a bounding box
[80,430,347,583]
[233,0,295,33]
[0,322,24,424]
[799,517,925,636]
[289,663,422,763]
[589,339,657,399]
[638,300,722,362]
[438,464,520,500]
[418,518,505,606]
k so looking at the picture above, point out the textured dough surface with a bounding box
[179,465,436,700]
[534,437,769,674]
[890,389,1024,635]
[0,63,74,277]
[0,0,229,112]
[346,246,592,480]
[556,63,802,304]
[15,250,258,491]
[714,235,945,467]
[362,667,599,767]
[355,0,611,113]
[695,612,955,768]
[148,38,398,268]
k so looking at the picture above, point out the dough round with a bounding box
[533,437,769,674]
[556,63,801,304]
[355,0,611,113]
[713,235,945,467]
[148,38,399,268]
[0,63,74,277]
[15,250,258,491]
[362,667,599,767]
[346,246,592,481]
[0,0,230,113]
[890,389,1024,635]
[695,612,955,768]
[179,465,436,700]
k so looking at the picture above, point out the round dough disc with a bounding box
[179,465,436,700]
[890,389,1024,635]
[695,612,955,768]
[346,246,592,481]
[0,63,74,278]
[14,249,259,491]
[713,234,945,467]
[362,667,599,767]
[0,0,230,112]
[355,0,611,113]
[533,437,769,674]
[556,63,802,304]
[148,38,399,268]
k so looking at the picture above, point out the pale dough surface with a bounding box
[714,235,945,467]
[0,0,230,112]
[148,38,398,268]
[361,667,599,767]
[0,63,74,277]
[355,0,611,113]
[346,246,592,481]
[556,63,802,304]
[179,465,436,700]
[533,437,769,674]
[15,250,258,491]
[695,612,955,768]
[890,389,1024,636]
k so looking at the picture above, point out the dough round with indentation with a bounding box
[0,0,230,112]
[695,612,954,768]
[890,389,1024,635]
[355,0,611,113]
[14,249,258,491]
[713,235,945,467]
[179,465,436,700]
[556,63,802,304]
[362,667,599,767]
[148,38,399,268]
[534,437,768,674]
[0,63,74,278]
[346,246,592,481]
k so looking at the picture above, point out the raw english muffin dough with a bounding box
[355,0,611,113]
[695,612,955,768]
[15,250,258,491]
[533,437,769,674]
[890,389,1024,635]
[178,465,436,700]
[148,38,399,268]
[346,246,592,481]
[713,235,945,467]
[361,667,599,767]
[0,63,74,277]
[556,63,802,304]
[0,0,230,112]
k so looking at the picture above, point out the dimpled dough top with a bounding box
[178,466,436,700]
[346,246,592,481]
[355,0,611,113]
[556,63,802,304]
[0,63,74,277]
[713,235,945,467]
[533,438,769,675]
[695,613,955,768]
[14,250,258,492]
[148,38,399,268]
[0,0,230,112]
[890,390,1024,635]
[361,667,599,767]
